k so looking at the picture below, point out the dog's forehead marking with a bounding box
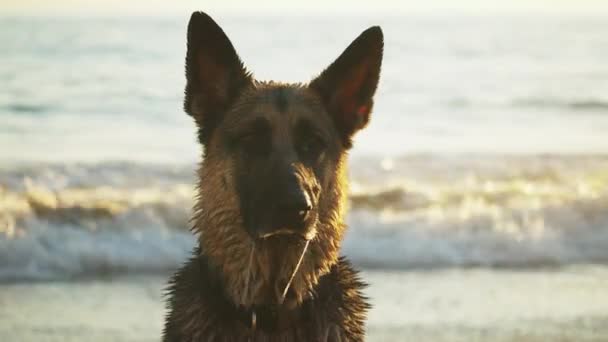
[255,85,316,114]
[252,86,322,119]
[269,86,289,113]
[222,84,335,142]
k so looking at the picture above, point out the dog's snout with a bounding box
[257,185,314,240]
[279,188,312,219]
[253,162,319,239]
[267,168,315,236]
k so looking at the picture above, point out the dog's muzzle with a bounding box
[257,187,316,240]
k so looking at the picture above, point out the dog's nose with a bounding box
[277,189,312,229]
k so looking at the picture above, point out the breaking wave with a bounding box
[1,155,608,281]
[513,97,608,111]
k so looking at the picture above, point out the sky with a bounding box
[2,0,608,15]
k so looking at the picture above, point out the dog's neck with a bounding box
[194,215,340,309]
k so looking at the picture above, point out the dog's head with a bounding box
[185,12,382,306]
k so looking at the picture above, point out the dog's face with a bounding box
[185,12,382,243]
[221,85,337,241]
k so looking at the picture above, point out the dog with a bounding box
[163,11,383,341]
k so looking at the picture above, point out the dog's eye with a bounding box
[238,133,270,156]
[298,135,325,160]
[231,118,272,156]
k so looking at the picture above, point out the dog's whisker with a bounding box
[241,241,256,305]
[279,239,310,305]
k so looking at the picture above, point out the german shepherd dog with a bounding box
[163,12,383,341]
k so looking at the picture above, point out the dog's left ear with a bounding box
[310,26,383,148]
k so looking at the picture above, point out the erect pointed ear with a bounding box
[309,26,383,148]
[184,12,252,144]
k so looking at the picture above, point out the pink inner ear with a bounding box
[357,105,368,116]
[335,60,370,116]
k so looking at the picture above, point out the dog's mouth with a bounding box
[257,227,317,241]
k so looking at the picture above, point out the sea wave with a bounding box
[512,97,608,111]
[344,196,608,269]
[1,155,608,281]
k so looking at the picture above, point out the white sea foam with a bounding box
[1,156,607,281]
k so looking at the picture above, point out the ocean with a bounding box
[1,12,608,341]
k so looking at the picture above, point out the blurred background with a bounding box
[1,1,608,341]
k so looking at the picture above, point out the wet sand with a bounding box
[1,267,607,341]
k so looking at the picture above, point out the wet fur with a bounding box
[163,11,382,341]
[165,252,369,341]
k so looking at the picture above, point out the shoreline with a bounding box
[2,267,607,341]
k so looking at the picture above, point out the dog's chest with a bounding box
[163,255,369,341]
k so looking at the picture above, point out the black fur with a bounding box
[163,251,370,341]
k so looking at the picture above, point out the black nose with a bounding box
[277,188,312,229]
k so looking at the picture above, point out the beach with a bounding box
[2,268,608,341]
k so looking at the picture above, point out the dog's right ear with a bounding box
[184,12,252,144]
